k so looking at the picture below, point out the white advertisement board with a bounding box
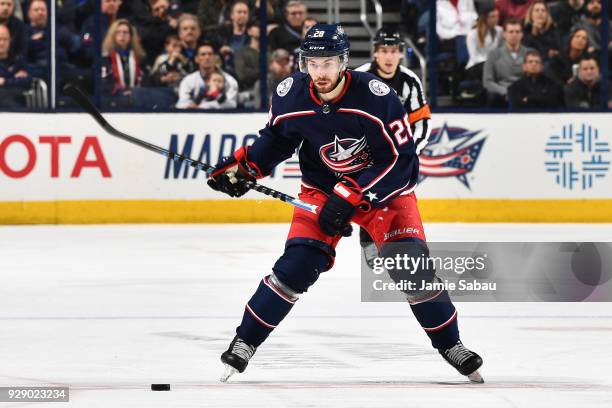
[0,113,610,202]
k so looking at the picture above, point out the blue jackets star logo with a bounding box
[419,123,486,188]
[319,135,372,174]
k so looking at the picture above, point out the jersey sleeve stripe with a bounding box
[337,108,399,192]
[272,110,317,126]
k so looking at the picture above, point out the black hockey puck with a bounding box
[151,384,170,391]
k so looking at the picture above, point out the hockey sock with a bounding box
[409,289,460,349]
[236,275,297,347]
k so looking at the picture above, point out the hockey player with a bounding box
[208,24,483,383]
[355,26,431,269]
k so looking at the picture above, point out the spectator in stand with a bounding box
[137,0,179,67]
[177,13,201,74]
[571,0,609,52]
[148,34,188,88]
[401,0,429,45]
[57,0,94,34]
[522,1,560,62]
[25,0,48,76]
[234,20,260,91]
[206,0,250,74]
[483,17,533,106]
[268,0,307,53]
[495,0,536,24]
[508,49,563,108]
[0,0,27,60]
[553,0,586,35]
[117,0,150,21]
[0,24,30,107]
[252,0,283,25]
[176,41,238,109]
[198,0,232,32]
[564,55,611,108]
[291,16,317,72]
[101,19,146,106]
[253,48,291,109]
[465,5,502,81]
[26,0,80,79]
[133,34,186,109]
[80,0,122,65]
[436,0,478,41]
[547,28,590,84]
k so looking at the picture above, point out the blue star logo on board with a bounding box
[544,123,611,190]
[419,123,486,188]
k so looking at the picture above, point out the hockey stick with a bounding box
[63,84,319,214]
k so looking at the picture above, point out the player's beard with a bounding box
[313,71,343,95]
[313,77,335,94]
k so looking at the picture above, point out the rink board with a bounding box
[0,112,611,223]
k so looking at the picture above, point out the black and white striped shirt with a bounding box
[355,62,431,155]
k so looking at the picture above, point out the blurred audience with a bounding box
[101,19,145,105]
[0,0,27,60]
[570,0,607,52]
[253,48,291,109]
[483,18,533,106]
[291,15,317,72]
[198,0,232,32]
[252,0,284,25]
[553,0,586,34]
[547,28,590,84]
[0,23,30,108]
[564,55,611,108]
[177,13,201,74]
[522,1,560,61]
[176,41,238,109]
[495,0,536,24]
[81,0,122,65]
[508,49,563,108]
[234,20,260,91]
[136,0,179,67]
[26,0,80,80]
[268,0,307,53]
[205,0,250,74]
[436,0,478,41]
[466,5,502,81]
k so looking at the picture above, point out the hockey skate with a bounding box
[438,340,484,383]
[220,335,257,382]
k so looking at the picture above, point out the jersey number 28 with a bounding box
[388,114,412,146]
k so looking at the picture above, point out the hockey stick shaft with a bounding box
[63,84,319,214]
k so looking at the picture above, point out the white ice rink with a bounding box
[1,223,611,407]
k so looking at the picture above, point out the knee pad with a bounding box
[380,238,441,304]
[272,243,331,294]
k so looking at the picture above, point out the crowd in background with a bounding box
[402,0,612,108]
[0,0,313,109]
[0,0,611,109]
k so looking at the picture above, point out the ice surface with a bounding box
[1,223,611,407]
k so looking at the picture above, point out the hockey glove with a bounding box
[207,146,261,198]
[318,177,370,237]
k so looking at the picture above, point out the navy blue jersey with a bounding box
[248,70,419,207]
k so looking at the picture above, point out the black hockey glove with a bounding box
[318,177,371,237]
[207,146,260,198]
